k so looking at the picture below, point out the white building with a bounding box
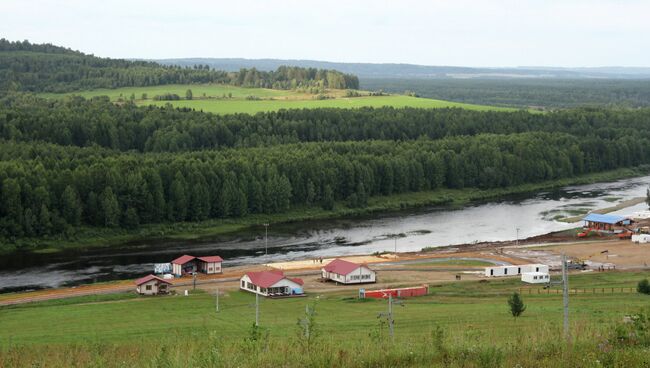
[322,258,376,284]
[484,264,549,277]
[240,270,304,297]
[135,274,171,295]
[521,272,550,284]
[632,234,650,244]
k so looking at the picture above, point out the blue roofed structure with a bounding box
[583,213,632,231]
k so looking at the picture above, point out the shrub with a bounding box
[637,279,650,294]
[508,292,526,318]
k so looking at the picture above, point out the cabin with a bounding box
[321,258,376,284]
[171,255,223,277]
[521,272,550,284]
[582,213,633,232]
[135,274,171,295]
[240,270,304,297]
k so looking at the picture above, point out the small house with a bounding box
[322,258,376,284]
[240,270,304,297]
[135,274,172,295]
[521,272,550,284]
[197,256,223,274]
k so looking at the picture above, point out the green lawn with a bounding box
[39,83,518,115]
[2,271,649,366]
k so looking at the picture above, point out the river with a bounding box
[1,175,648,293]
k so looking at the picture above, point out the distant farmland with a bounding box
[41,84,518,115]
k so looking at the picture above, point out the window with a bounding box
[518,268,521,274]
[504,268,508,275]
[533,276,537,280]
[145,285,152,290]
[241,280,245,288]
[208,267,213,272]
[536,267,539,272]
[362,274,371,280]
[490,269,494,276]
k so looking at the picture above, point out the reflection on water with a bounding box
[1,175,648,292]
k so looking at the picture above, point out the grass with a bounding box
[2,166,647,255]
[1,270,650,366]
[40,83,518,114]
[408,259,494,267]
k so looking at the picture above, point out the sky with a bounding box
[1,0,648,67]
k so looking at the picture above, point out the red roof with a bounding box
[244,270,303,288]
[323,258,364,276]
[197,256,223,263]
[135,274,171,286]
[171,255,196,265]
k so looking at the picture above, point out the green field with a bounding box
[1,271,650,366]
[40,84,518,114]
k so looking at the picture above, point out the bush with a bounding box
[507,292,526,318]
[637,279,650,294]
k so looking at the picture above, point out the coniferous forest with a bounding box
[1,93,650,243]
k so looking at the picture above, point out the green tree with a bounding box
[507,292,526,318]
[321,185,334,210]
[100,187,120,227]
[169,172,188,221]
[61,186,82,226]
[1,178,23,236]
[123,207,140,229]
[185,89,193,100]
[37,204,52,235]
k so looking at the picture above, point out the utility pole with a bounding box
[255,292,260,327]
[562,253,570,342]
[378,293,403,339]
[263,223,269,255]
[516,227,520,247]
[394,237,397,256]
[193,272,197,290]
[216,289,220,312]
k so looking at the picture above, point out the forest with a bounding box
[1,94,650,242]
[361,78,650,108]
[0,39,359,94]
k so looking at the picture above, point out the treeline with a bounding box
[0,39,358,94]
[2,95,650,155]
[361,78,650,108]
[3,130,648,239]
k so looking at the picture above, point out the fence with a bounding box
[519,287,636,295]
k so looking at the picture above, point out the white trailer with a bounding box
[484,265,519,277]
[632,234,650,244]
[519,264,549,274]
[521,272,550,284]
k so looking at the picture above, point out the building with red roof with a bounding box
[240,270,304,297]
[322,258,376,284]
[171,254,223,276]
[135,274,172,295]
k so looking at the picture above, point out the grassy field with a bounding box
[40,83,518,114]
[1,271,649,366]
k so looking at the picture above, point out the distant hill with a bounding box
[153,58,650,80]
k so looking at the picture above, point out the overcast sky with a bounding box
[1,0,648,67]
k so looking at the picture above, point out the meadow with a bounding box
[40,83,517,114]
[1,270,650,367]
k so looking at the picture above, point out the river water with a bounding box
[1,176,649,293]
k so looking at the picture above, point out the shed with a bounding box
[135,274,172,295]
[521,272,550,284]
[322,258,376,284]
[240,270,304,297]
[171,254,223,276]
[583,214,632,232]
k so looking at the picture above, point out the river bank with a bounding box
[1,166,647,256]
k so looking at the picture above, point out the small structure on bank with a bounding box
[171,255,223,277]
[485,264,549,277]
[321,258,376,284]
[240,270,304,297]
[521,272,550,284]
[582,213,633,233]
[135,274,171,295]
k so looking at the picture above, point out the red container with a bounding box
[362,285,428,299]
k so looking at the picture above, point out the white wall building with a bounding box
[135,274,171,295]
[321,259,376,284]
[521,272,550,284]
[484,264,550,277]
[240,270,304,297]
